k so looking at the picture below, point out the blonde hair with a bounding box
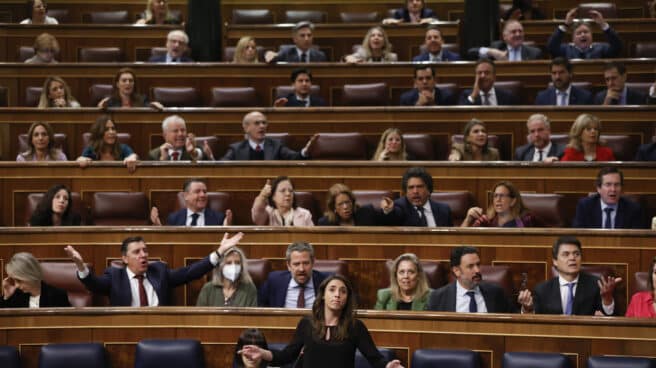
[233,36,259,63]
[567,113,603,151]
[360,26,394,61]
[323,183,358,224]
[38,76,78,108]
[372,128,407,161]
[211,247,253,287]
[143,0,173,23]
[33,32,59,54]
[6,252,43,285]
[389,253,429,302]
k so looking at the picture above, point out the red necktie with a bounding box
[135,275,148,306]
[297,284,305,308]
[255,145,262,152]
[170,151,180,160]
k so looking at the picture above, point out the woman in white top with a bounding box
[344,26,398,63]
[252,176,314,226]
[20,0,59,24]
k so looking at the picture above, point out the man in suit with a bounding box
[64,232,244,306]
[459,59,520,105]
[635,142,656,161]
[150,178,231,226]
[148,30,194,63]
[427,246,515,313]
[594,61,647,105]
[514,114,565,162]
[468,20,542,61]
[535,57,593,106]
[221,111,317,160]
[572,167,647,229]
[265,21,327,63]
[273,68,327,107]
[412,26,461,62]
[379,167,453,227]
[518,236,620,315]
[148,115,210,161]
[259,242,328,308]
[547,8,622,60]
[400,66,454,106]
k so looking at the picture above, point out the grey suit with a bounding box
[221,137,305,160]
[271,47,327,63]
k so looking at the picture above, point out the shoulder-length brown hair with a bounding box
[88,115,121,160]
[389,253,430,302]
[462,118,491,154]
[485,181,529,219]
[311,274,356,341]
[111,67,145,106]
[323,183,359,224]
[20,121,61,160]
[38,76,78,108]
[567,113,604,151]
[372,128,407,161]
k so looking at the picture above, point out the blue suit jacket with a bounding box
[79,257,214,306]
[547,27,622,59]
[412,49,461,62]
[166,208,226,226]
[572,194,646,229]
[400,87,454,106]
[533,272,613,315]
[459,87,520,105]
[593,88,647,105]
[635,142,656,161]
[380,196,453,227]
[393,7,436,22]
[258,270,328,307]
[534,85,593,105]
[148,54,194,62]
[282,93,327,107]
[426,281,516,313]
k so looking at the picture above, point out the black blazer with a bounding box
[221,137,304,160]
[148,54,194,63]
[635,142,656,161]
[399,87,453,106]
[533,272,613,315]
[317,204,378,226]
[593,88,647,105]
[459,87,520,105]
[572,194,646,229]
[467,41,543,60]
[426,282,516,313]
[166,208,226,226]
[547,27,622,59]
[534,85,593,105]
[0,281,70,308]
[393,7,436,22]
[513,141,565,161]
[282,93,327,107]
[379,197,453,227]
[412,49,461,62]
[272,47,327,63]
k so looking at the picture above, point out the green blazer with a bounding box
[374,288,432,311]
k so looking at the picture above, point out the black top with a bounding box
[397,301,412,310]
[0,281,70,308]
[271,316,387,368]
[317,205,378,226]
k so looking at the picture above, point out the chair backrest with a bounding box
[625,82,652,97]
[412,349,481,368]
[601,134,635,161]
[355,348,395,368]
[0,345,20,368]
[85,10,130,24]
[339,11,380,22]
[341,83,388,106]
[40,262,94,307]
[210,87,258,107]
[89,84,113,106]
[18,133,68,159]
[19,46,35,62]
[577,3,617,18]
[175,191,231,213]
[24,192,85,226]
[284,10,326,23]
[134,339,205,368]
[38,343,107,368]
[436,83,460,105]
[25,86,43,107]
[274,85,321,100]
[503,352,571,368]
[548,81,592,91]
[520,193,567,227]
[494,80,524,103]
[382,259,446,290]
[232,9,273,24]
[430,191,475,226]
[152,87,200,107]
[91,192,149,225]
[352,190,395,209]
[78,47,123,62]
[403,134,435,160]
[308,133,368,160]
[313,259,349,279]
[480,265,514,299]
[246,259,272,288]
[266,133,290,147]
[266,343,293,368]
[293,191,319,223]
[46,8,69,23]
[634,271,649,292]
[193,136,220,160]
[82,132,131,148]
[634,42,656,57]
[0,86,7,107]
[587,355,656,368]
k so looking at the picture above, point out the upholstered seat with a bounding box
[25,86,43,107]
[284,10,326,23]
[0,345,20,368]
[355,348,395,368]
[134,339,205,368]
[551,133,637,161]
[210,87,258,107]
[352,190,395,208]
[91,192,149,225]
[412,349,481,368]
[341,83,388,106]
[382,259,446,289]
[403,134,435,160]
[625,82,652,97]
[246,259,272,288]
[587,355,656,368]
[577,3,617,18]
[152,87,200,107]
[232,9,273,24]
[223,46,266,62]
[78,47,123,62]
[89,84,113,106]
[46,8,69,23]
[40,262,94,307]
[24,192,85,226]
[503,352,571,368]
[520,193,567,227]
[308,133,368,160]
[291,191,319,223]
[19,46,35,62]
[175,191,230,213]
[480,265,514,299]
[435,83,460,105]
[192,136,220,160]
[634,271,649,292]
[634,42,656,57]
[39,343,108,368]
[85,10,129,24]
[494,81,525,104]
[549,81,592,91]
[451,134,499,148]
[430,191,475,226]
[0,86,7,107]
[339,11,380,23]
[313,260,349,279]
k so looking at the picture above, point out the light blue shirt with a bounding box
[285,277,315,308]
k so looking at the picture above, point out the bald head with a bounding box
[242,111,268,143]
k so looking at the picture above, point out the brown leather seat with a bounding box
[85,10,130,24]
[633,272,649,292]
[577,3,618,18]
[602,135,637,161]
[284,10,326,23]
[210,87,258,107]
[634,42,656,57]
[78,47,123,62]
[246,259,272,288]
[18,133,67,158]
[82,132,131,148]
[223,46,266,62]
[19,46,35,62]
[25,86,43,107]
[382,259,447,290]
[494,81,524,104]
[434,83,459,105]
[175,191,231,213]
[625,82,652,97]
[152,87,200,107]
[352,190,395,209]
[24,192,86,226]
[339,11,380,23]
[232,9,273,24]
[274,85,321,100]
[520,193,567,227]
[192,136,220,160]
[294,191,319,223]
[341,83,388,106]
[91,192,149,225]
[447,264,514,299]
[89,84,113,106]
[308,133,368,160]
[46,8,69,23]
[266,132,290,147]
[403,134,435,160]
[40,262,93,307]
[430,191,475,226]
[0,86,7,107]
[314,259,349,279]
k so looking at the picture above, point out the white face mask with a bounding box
[222,264,241,282]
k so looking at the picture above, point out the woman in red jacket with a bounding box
[561,114,616,161]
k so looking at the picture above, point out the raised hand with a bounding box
[598,275,622,305]
[259,179,272,200]
[565,7,578,26]
[202,140,215,161]
[273,97,289,107]
[470,73,481,100]
[64,245,86,271]
[588,10,606,26]
[517,289,534,312]
[380,196,394,213]
[223,209,233,226]
[303,134,319,153]
[2,277,17,300]
[159,142,174,160]
[150,206,162,226]
[217,232,245,256]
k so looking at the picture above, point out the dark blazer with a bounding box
[272,47,327,63]
[148,54,194,62]
[380,196,453,227]
[459,87,520,105]
[467,41,543,60]
[426,281,516,313]
[166,207,226,226]
[393,7,436,22]
[221,137,304,160]
[513,141,566,161]
[400,87,453,106]
[0,281,70,308]
[593,88,647,105]
[412,49,461,62]
[258,270,328,307]
[572,194,646,229]
[533,272,613,315]
[105,94,149,108]
[147,146,205,161]
[282,93,327,107]
[547,27,622,59]
[79,257,214,306]
[317,204,378,226]
[534,85,593,105]
[635,142,656,161]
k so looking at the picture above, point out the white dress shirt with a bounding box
[125,267,159,307]
[420,201,436,227]
[455,281,488,313]
[533,142,553,162]
[186,209,205,226]
[285,277,315,308]
[29,295,40,308]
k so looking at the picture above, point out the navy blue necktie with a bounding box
[604,207,614,229]
[190,213,199,226]
[466,291,477,312]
